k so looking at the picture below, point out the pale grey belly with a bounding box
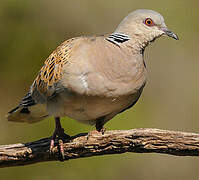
[46,90,142,125]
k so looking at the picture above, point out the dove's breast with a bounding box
[46,36,147,124]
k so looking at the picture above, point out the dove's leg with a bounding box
[87,116,106,139]
[95,116,106,134]
[50,117,70,160]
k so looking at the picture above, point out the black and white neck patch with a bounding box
[106,33,130,46]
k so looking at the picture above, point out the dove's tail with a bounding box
[6,92,48,123]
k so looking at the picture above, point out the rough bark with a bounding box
[0,128,199,168]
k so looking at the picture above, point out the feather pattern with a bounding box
[20,92,36,107]
[7,38,78,123]
[32,38,77,100]
[106,33,130,46]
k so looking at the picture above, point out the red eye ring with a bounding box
[144,18,154,26]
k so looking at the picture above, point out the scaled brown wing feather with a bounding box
[32,38,77,99]
[7,38,78,123]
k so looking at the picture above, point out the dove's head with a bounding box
[115,9,178,48]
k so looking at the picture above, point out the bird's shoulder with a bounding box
[30,35,107,100]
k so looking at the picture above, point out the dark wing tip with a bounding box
[8,92,35,114]
[19,107,30,114]
[8,106,20,114]
[21,92,36,107]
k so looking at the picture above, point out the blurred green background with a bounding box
[0,0,199,179]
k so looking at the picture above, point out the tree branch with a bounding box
[0,128,199,168]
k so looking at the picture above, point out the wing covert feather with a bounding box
[31,38,77,101]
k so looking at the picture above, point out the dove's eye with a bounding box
[144,18,154,26]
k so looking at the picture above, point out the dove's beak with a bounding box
[161,27,179,40]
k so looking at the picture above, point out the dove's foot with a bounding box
[50,117,70,161]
